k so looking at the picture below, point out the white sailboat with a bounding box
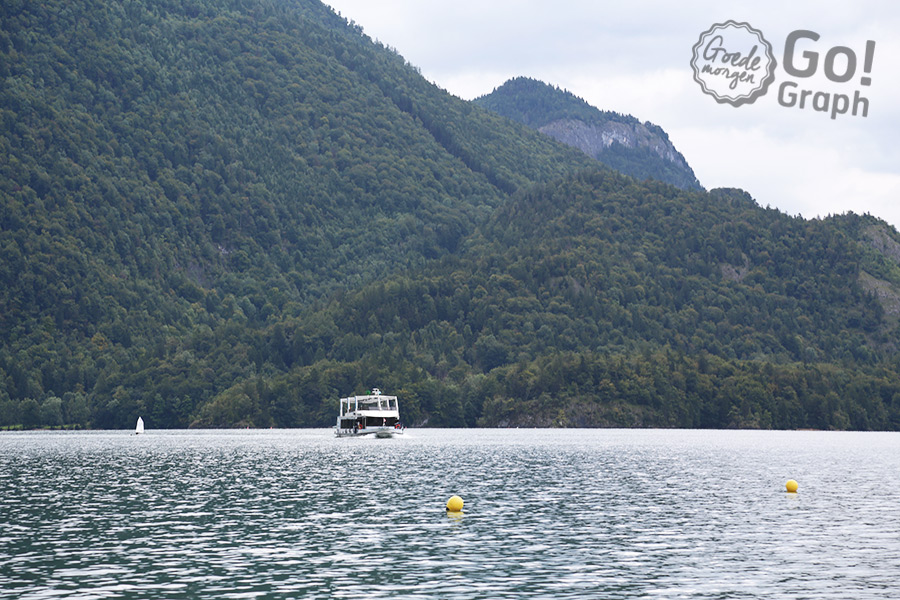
[135,416,144,435]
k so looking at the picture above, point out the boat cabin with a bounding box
[335,389,403,436]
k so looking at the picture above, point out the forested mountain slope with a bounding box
[0,0,592,427]
[2,0,900,430]
[264,171,900,430]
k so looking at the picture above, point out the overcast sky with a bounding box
[325,0,900,230]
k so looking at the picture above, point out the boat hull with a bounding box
[334,426,404,438]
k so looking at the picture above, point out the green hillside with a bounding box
[257,172,900,430]
[0,0,593,427]
[2,0,900,430]
[475,77,703,191]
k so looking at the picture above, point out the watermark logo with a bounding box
[691,22,877,120]
[777,31,875,120]
[691,20,777,107]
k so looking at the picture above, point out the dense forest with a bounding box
[2,0,900,430]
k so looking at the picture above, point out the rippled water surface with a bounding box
[1,429,899,599]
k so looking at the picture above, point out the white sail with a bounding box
[135,417,144,434]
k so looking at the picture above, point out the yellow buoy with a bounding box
[446,495,464,512]
[785,479,799,493]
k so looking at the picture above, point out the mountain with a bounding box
[2,0,900,430]
[0,0,594,427]
[474,77,702,191]
[271,175,900,430]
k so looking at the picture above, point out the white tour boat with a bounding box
[334,388,405,438]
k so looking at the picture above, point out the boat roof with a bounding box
[340,392,397,401]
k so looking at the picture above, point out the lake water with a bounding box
[1,428,899,599]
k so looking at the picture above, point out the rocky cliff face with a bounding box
[859,224,900,331]
[538,118,693,173]
[474,77,702,191]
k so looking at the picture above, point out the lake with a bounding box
[1,428,898,599]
